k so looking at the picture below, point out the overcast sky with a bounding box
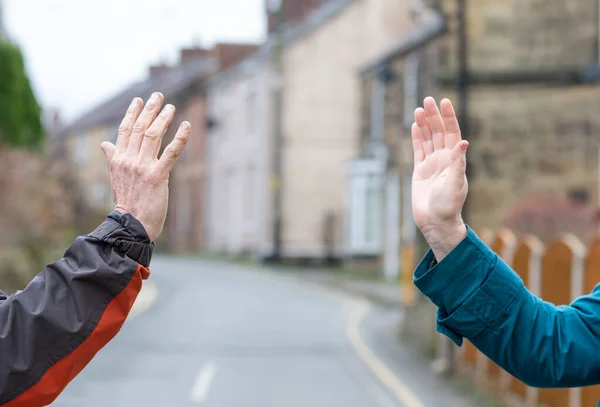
[4,0,266,123]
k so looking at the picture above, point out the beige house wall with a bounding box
[281,0,414,257]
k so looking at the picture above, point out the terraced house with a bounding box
[58,44,255,253]
[349,0,600,281]
[205,0,417,263]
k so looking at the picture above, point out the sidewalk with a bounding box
[276,267,500,407]
[282,268,403,308]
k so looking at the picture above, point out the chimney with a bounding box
[148,62,170,77]
[179,46,212,64]
[266,0,328,33]
[213,43,259,72]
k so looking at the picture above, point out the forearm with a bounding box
[0,211,153,406]
[415,227,600,388]
[421,221,468,262]
[471,279,600,388]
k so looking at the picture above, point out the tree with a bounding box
[0,148,73,293]
[0,40,43,148]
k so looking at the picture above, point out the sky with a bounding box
[3,0,266,123]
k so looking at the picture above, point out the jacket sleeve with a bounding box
[0,211,154,406]
[414,226,600,388]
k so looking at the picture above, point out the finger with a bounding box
[127,92,164,155]
[411,123,425,166]
[423,97,445,150]
[450,140,469,181]
[440,98,461,148]
[100,142,116,166]
[116,98,143,152]
[157,121,191,177]
[414,108,433,155]
[139,104,176,160]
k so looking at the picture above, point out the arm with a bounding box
[409,97,600,389]
[0,92,191,406]
[0,212,153,406]
[414,226,600,388]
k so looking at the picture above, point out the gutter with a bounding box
[439,65,600,87]
[360,9,447,79]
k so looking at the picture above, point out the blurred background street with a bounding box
[3,0,600,406]
[53,256,478,407]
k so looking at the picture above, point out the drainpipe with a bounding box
[370,66,394,277]
[597,0,600,63]
[444,0,469,377]
[457,0,470,221]
[269,1,285,263]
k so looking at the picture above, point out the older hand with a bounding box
[411,97,468,261]
[100,92,190,241]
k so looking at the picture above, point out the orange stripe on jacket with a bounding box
[3,264,150,407]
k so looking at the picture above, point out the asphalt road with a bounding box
[53,257,473,407]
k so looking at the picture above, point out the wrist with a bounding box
[421,221,467,262]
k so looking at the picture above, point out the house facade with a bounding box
[60,44,255,253]
[277,0,415,261]
[355,0,600,278]
[205,50,272,256]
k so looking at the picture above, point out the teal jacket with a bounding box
[414,226,600,390]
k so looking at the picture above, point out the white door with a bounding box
[345,157,385,257]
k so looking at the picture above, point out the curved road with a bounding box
[54,257,403,407]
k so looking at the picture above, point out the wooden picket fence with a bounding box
[400,228,600,407]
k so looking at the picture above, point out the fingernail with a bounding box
[182,121,190,130]
[159,105,174,117]
[150,92,159,101]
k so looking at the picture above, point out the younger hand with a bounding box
[411,97,468,259]
[100,93,191,241]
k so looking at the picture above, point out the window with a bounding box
[247,90,258,135]
[364,178,381,244]
[403,52,421,127]
[245,165,256,219]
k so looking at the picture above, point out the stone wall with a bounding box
[439,84,600,232]
[440,0,598,72]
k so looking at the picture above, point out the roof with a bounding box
[360,9,446,78]
[278,0,360,46]
[61,58,217,136]
[208,0,360,87]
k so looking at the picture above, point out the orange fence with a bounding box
[452,229,600,407]
[399,227,600,406]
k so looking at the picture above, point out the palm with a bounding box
[410,98,469,230]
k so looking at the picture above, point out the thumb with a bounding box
[100,142,116,164]
[450,140,469,180]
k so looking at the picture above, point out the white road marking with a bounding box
[346,299,426,407]
[190,362,218,404]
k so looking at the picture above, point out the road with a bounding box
[53,257,468,407]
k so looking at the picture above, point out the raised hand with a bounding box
[411,97,469,260]
[100,92,191,241]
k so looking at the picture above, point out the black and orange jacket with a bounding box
[0,211,154,406]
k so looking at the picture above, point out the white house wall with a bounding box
[280,0,414,259]
[206,59,271,256]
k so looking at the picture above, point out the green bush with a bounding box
[0,40,43,148]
